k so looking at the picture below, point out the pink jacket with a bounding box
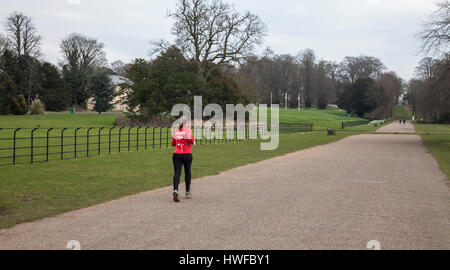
[171,126,195,154]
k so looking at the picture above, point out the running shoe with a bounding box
[173,191,180,202]
[184,191,192,199]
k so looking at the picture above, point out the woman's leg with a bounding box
[183,154,193,192]
[172,154,183,192]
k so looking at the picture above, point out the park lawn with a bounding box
[392,105,413,120]
[0,131,367,229]
[414,123,450,179]
[272,107,369,131]
[0,114,118,128]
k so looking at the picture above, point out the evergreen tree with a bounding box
[0,71,27,115]
[39,62,71,111]
[88,71,115,114]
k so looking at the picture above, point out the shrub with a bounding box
[12,94,28,115]
[30,98,45,115]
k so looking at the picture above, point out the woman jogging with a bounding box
[171,116,195,202]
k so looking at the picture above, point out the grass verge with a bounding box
[414,123,450,179]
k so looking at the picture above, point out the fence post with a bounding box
[30,128,38,164]
[61,128,68,160]
[137,127,142,151]
[341,122,344,129]
[128,127,133,152]
[98,127,105,156]
[145,127,150,150]
[12,128,21,165]
[159,127,163,148]
[166,128,169,148]
[108,127,115,154]
[46,128,53,162]
[152,127,156,149]
[118,127,124,152]
[87,127,93,157]
[74,127,81,159]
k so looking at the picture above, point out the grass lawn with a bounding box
[414,123,450,179]
[0,114,119,128]
[392,105,413,120]
[273,107,368,131]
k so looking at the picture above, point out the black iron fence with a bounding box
[341,120,370,128]
[0,122,312,166]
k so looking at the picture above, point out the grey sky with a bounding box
[0,0,437,80]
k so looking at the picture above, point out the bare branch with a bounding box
[5,11,42,57]
[417,0,450,56]
[168,0,267,76]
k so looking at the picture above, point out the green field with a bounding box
[392,105,413,120]
[414,123,450,178]
[0,109,377,229]
[271,106,368,130]
[0,113,118,128]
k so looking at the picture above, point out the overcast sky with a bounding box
[0,0,438,80]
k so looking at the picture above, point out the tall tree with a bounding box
[5,12,42,108]
[339,56,385,83]
[0,71,27,115]
[88,71,115,114]
[5,12,42,57]
[60,33,107,106]
[299,49,316,108]
[0,72,17,115]
[39,62,71,111]
[337,78,386,118]
[167,0,266,79]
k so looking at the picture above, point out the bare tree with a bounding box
[417,0,450,56]
[5,11,42,57]
[0,33,10,55]
[60,33,106,73]
[414,57,439,79]
[168,0,266,78]
[111,60,126,76]
[339,55,385,83]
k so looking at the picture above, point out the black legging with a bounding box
[172,153,193,192]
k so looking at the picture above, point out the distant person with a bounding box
[399,119,402,125]
[403,119,406,125]
[171,116,195,202]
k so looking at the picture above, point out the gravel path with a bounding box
[0,122,449,250]
[377,120,415,133]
